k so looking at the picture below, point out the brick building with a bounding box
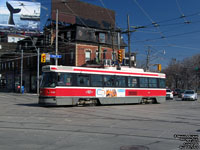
[0,0,126,93]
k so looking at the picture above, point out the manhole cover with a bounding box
[120,145,149,150]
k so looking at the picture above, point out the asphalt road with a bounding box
[0,93,199,150]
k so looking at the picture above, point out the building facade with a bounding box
[0,0,127,93]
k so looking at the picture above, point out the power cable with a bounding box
[175,0,190,23]
[98,0,118,28]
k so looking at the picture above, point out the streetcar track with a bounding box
[0,126,177,141]
[1,113,199,128]
[0,120,161,132]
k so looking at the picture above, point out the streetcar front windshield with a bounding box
[40,72,57,88]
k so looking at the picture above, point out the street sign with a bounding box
[46,53,50,62]
[50,54,62,58]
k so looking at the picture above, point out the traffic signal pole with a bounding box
[37,48,40,95]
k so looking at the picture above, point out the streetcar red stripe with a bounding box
[40,88,166,97]
[40,88,96,97]
[51,67,57,70]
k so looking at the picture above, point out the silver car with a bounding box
[182,90,198,101]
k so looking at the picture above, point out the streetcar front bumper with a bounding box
[38,96,57,106]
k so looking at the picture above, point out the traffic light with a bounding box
[157,64,162,72]
[41,53,46,63]
[118,50,123,63]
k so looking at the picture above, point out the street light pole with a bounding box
[20,49,23,93]
[55,9,58,66]
[37,48,40,95]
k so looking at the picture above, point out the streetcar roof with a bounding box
[42,65,165,78]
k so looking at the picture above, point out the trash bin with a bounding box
[21,86,24,94]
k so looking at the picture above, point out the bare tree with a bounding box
[163,54,200,91]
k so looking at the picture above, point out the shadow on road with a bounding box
[16,103,40,107]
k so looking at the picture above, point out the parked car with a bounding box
[178,89,185,98]
[182,90,198,101]
[173,88,181,96]
[166,89,173,100]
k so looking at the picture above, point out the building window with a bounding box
[96,50,98,60]
[99,33,106,43]
[103,49,107,60]
[12,62,14,69]
[25,42,28,49]
[8,62,10,70]
[70,50,74,64]
[61,33,65,42]
[85,50,91,62]
[67,31,71,41]
[40,40,44,45]
[112,52,116,60]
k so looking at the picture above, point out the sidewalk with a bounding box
[1,92,39,97]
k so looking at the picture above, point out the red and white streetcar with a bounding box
[39,65,166,106]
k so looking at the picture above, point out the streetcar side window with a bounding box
[57,73,73,86]
[149,78,158,88]
[77,74,90,86]
[103,75,115,87]
[139,77,148,88]
[115,76,126,87]
[128,77,138,88]
[159,79,166,88]
[91,74,103,87]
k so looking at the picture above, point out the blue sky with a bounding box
[80,0,200,68]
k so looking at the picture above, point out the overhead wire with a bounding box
[175,0,189,23]
[99,0,117,28]
[132,0,172,60]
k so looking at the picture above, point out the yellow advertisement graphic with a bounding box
[106,89,117,97]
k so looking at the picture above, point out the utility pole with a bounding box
[111,28,114,63]
[37,48,40,95]
[146,46,150,71]
[127,15,131,68]
[20,49,23,93]
[118,30,121,50]
[55,9,58,66]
